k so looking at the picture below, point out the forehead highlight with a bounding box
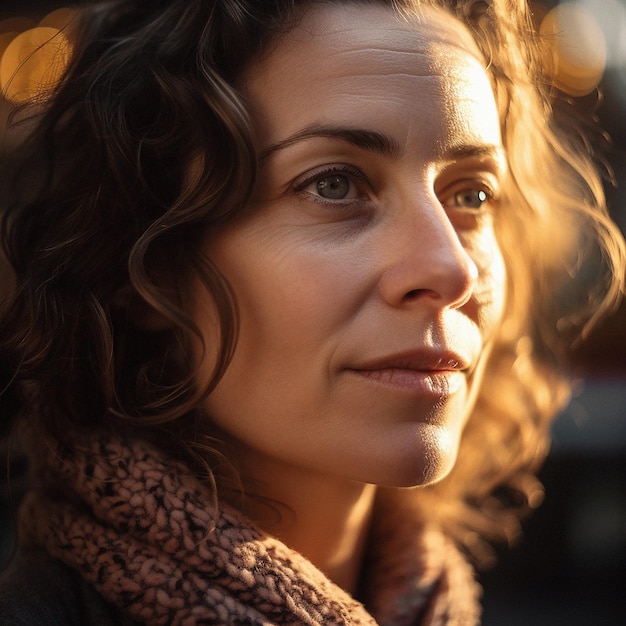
[257,2,485,68]
[241,1,501,160]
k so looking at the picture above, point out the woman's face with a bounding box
[196,3,507,488]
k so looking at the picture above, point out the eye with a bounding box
[295,164,367,203]
[440,182,498,230]
[315,175,353,200]
[448,188,490,209]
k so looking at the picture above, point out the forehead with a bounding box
[246,2,487,86]
[254,2,484,63]
[242,2,500,153]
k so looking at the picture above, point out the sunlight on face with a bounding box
[195,3,507,492]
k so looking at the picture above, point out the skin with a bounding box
[194,3,507,592]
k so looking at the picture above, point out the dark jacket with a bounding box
[0,550,138,626]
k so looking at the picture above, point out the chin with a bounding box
[387,452,458,489]
[356,423,462,489]
[412,425,460,486]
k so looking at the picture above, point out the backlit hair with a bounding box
[1,0,624,565]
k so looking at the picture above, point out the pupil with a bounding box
[457,189,487,208]
[317,175,350,199]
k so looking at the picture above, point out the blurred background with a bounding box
[1,1,625,624]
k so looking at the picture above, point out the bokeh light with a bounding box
[578,0,626,72]
[540,2,607,96]
[39,7,76,31]
[0,8,74,104]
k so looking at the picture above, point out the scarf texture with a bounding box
[18,435,481,625]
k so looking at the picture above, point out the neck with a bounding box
[232,458,377,595]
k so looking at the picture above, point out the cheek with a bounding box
[221,231,371,347]
[467,228,507,333]
[190,283,226,388]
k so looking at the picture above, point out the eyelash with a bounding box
[443,185,496,211]
[292,165,498,215]
[293,164,370,205]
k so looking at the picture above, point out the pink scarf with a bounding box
[19,435,481,625]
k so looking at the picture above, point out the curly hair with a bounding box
[1,0,624,565]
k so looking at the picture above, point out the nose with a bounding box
[377,192,478,310]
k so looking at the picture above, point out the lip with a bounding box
[351,348,470,373]
[346,349,470,396]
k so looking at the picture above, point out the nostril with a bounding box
[403,282,473,307]
[405,289,425,300]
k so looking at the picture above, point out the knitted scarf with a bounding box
[18,435,481,625]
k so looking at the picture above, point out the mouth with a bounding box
[346,349,470,396]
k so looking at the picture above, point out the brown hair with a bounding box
[1,0,624,564]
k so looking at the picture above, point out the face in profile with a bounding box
[195,3,507,490]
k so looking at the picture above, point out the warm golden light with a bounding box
[39,7,77,32]
[0,26,71,104]
[540,2,607,96]
[0,32,18,65]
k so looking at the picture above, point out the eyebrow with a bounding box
[260,124,401,160]
[440,143,506,164]
[260,123,506,169]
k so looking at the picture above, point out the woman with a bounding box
[0,0,624,624]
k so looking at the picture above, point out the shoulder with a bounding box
[0,550,136,626]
